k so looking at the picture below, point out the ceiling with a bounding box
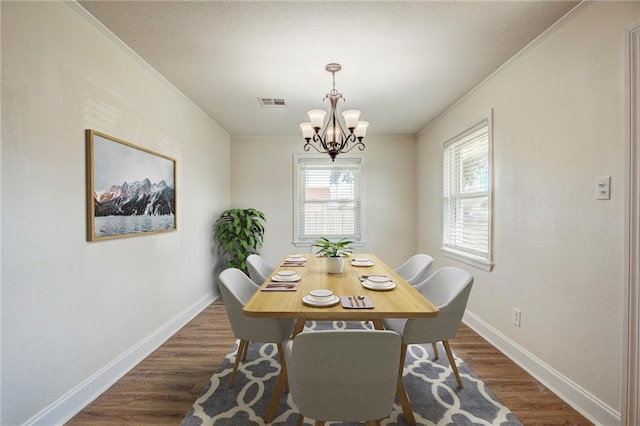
[79,1,579,138]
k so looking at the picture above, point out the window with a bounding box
[442,114,493,271]
[294,155,364,245]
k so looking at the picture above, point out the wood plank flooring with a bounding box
[67,299,593,425]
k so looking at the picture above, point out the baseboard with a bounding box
[24,292,217,426]
[462,311,620,426]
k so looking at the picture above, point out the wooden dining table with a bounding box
[243,253,439,424]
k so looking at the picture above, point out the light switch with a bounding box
[596,176,611,200]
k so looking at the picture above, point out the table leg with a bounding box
[265,318,306,423]
[397,343,416,424]
[264,354,288,423]
[292,318,306,337]
[372,318,384,330]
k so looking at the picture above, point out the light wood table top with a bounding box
[245,253,436,425]
[243,253,439,321]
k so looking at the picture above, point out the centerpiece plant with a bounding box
[312,237,353,273]
[214,208,266,273]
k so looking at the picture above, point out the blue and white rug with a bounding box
[182,321,522,425]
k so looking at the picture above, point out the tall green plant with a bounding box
[214,208,266,272]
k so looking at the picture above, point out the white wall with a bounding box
[1,2,230,425]
[230,135,417,268]
[417,2,639,423]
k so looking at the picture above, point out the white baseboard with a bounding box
[25,292,217,426]
[463,311,621,426]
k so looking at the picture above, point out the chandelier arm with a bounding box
[336,132,356,153]
[303,139,324,154]
[314,133,331,152]
[340,138,366,154]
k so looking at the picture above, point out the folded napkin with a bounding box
[340,295,374,309]
[261,283,299,291]
[281,261,307,267]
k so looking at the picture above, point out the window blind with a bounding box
[443,119,491,263]
[296,157,362,241]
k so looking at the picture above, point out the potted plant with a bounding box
[213,208,266,273]
[312,237,354,274]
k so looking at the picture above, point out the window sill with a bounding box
[293,240,367,248]
[441,247,494,271]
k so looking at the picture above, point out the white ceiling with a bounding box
[79,1,579,138]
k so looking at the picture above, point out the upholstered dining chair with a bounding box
[284,330,401,426]
[383,266,473,391]
[394,254,434,286]
[246,254,274,285]
[218,268,295,388]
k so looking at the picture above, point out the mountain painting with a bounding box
[86,130,177,241]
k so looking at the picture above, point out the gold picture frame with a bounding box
[86,130,177,241]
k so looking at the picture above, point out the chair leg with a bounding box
[443,340,463,388]
[295,414,304,426]
[432,342,439,359]
[276,343,289,393]
[365,421,381,426]
[241,339,250,361]
[229,339,247,388]
[396,343,416,424]
[314,421,325,426]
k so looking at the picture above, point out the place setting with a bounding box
[340,294,374,309]
[358,274,396,291]
[350,257,375,267]
[301,289,340,307]
[281,254,307,267]
[261,270,301,291]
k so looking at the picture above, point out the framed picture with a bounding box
[86,130,177,241]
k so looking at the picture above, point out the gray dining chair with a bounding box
[284,330,401,426]
[246,254,274,285]
[218,268,295,388]
[383,266,473,390]
[394,254,434,286]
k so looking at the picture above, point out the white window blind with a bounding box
[442,117,493,271]
[294,157,362,242]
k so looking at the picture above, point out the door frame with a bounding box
[623,22,640,426]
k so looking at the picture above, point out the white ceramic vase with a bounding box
[326,256,344,274]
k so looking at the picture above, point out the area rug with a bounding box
[182,321,522,425]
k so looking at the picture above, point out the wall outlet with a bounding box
[513,308,521,327]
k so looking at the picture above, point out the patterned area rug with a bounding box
[182,321,522,425]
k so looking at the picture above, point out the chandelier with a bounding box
[299,63,369,161]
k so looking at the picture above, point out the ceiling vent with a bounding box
[258,97,287,108]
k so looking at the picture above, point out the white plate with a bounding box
[362,280,396,291]
[272,274,302,282]
[367,275,391,283]
[302,295,340,307]
[351,260,375,267]
[353,258,371,262]
[277,270,296,276]
[307,289,334,303]
[309,289,333,298]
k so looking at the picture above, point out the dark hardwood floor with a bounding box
[67,299,593,425]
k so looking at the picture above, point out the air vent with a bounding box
[258,97,287,108]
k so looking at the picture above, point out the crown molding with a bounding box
[418,1,593,136]
[64,0,230,137]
